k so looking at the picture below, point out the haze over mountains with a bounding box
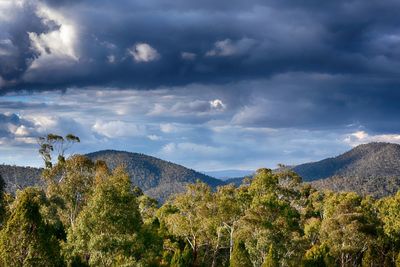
[1,142,400,200]
[204,170,254,180]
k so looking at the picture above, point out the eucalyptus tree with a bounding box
[160,182,214,265]
[42,155,97,227]
[65,166,144,266]
[38,133,80,168]
[239,168,304,266]
[320,192,377,267]
[0,187,63,266]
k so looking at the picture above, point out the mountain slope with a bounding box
[86,150,224,201]
[0,164,43,192]
[293,142,400,181]
[292,142,400,197]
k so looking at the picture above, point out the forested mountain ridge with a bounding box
[0,150,224,201]
[293,142,400,197]
[2,142,400,200]
[294,142,400,181]
[224,142,400,197]
[86,150,224,201]
[0,164,43,192]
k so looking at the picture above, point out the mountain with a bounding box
[2,143,400,200]
[86,150,224,201]
[204,170,254,180]
[0,164,43,192]
[294,142,400,197]
[0,150,224,202]
[294,142,400,181]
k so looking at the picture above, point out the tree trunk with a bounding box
[229,224,235,261]
[211,229,221,267]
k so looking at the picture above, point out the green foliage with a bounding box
[230,240,252,267]
[2,137,400,267]
[0,187,63,266]
[379,191,400,243]
[241,169,303,266]
[0,175,6,226]
[43,155,97,227]
[65,166,143,266]
[302,244,329,267]
[87,150,224,202]
[320,192,377,266]
[38,133,80,168]
[262,244,278,267]
[170,245,193,267]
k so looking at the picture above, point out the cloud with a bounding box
[0,112,40,145]
[29,3,78,61]
[92,120,146,138]
[160,142,228,157]
[0,0,400,91]
[128,43,160,63]
[181,52,196,60]
[148,98,227,118]
[1,87,399,170]
[0,76,5,87]
[209,99,226,110]
[344,130,400,146]
[205,38,256,57]
[160,123,178,133]
[147,134,161,141]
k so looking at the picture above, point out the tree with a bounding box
[378,191,400,263]
[0,175,6,227]
[230,240,252,267]
[320,192,376,267]
[215,184,251,263]
[302,244,330,267]
[170,245,193,267]
[65,166,144,266]
[43,155,97,227]
[262,244,278,267]
[0,187,63,266]
[38,133,80,168]
[240,168,303,266]
[161,182,214,265]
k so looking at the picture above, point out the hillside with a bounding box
[292,142,400,197]
[0,164,43,192]
[2,143,400,200]
[86,150,224,201]
[293,142,400,181]
[0,150,224,201]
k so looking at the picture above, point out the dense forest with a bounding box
[1,135,400,266]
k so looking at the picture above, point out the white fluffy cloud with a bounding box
[344,130,400,146]
[210,99,226,110]
[92,120,146,138]
[128,43,160,63]
[27,3,78,69]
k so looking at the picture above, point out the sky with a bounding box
[1,0,400,171]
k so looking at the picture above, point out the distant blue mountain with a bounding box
[204,169,254,180]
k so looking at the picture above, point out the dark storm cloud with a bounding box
[226,74,400,133]
[0,1,53,81]
[0,0,400,137]
[1,0,400,91]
